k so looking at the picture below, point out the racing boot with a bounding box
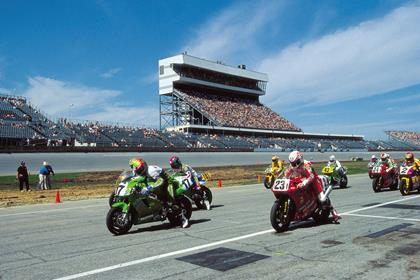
[181,212,189,228]
[331,208,341,223]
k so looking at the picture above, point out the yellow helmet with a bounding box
[272,155,279,162]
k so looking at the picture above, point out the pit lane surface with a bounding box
[1,174,420,280]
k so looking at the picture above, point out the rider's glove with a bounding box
[386,168,392,173]
[140,186,153,196]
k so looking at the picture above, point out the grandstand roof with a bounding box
[167,124,364,141]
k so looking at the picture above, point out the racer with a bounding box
[271,155,284,178]
[129,158,171,205]
[327,155,345,177]
[169,155,200,191]
[380,153,398,179]
[404,152,420,176]
[369,155,379,166]
[285,151,341,223]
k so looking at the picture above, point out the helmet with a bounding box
[129,158,148,176]
[380,153,389,162]
[169,155,181,169]
[272,155,279,162]
[371,155,377,162]
[21,161,25,165]
[289,151,302,168]
[405,152,415,163]
[329,155,336,163]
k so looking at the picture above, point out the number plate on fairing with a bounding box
[272,178,290,191]
[399,166,411,175]
[372,166,382,174]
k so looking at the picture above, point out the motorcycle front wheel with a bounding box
[106,208,133,235]
[270,198,292,233]
[399,181,410,196]
[372,178,381,193]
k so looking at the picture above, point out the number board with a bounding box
[272,179,290,191]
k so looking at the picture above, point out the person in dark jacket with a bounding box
[17,161,31,192]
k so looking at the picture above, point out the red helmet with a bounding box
[169,155,181,169]
[129,158,148,176]
[289,151,302,168]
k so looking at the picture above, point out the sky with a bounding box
[0,0,419,139]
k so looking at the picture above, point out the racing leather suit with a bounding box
[284,160,324,201]
[171,164,199,191]
[146,165,171,203]
[382,158,397,178]
[271,160,284,178]
[327,160,344,176]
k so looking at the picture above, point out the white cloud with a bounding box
[100,67,122,79]
[181,1,283,61]
[22,76,158,126]
[259,3,420,109]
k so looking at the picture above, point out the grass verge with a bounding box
[0,160,369,207]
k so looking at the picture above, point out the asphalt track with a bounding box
[0,151,407,175]
[1,174,420,280]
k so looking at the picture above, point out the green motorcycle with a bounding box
[170,171,213,210]
[321,164,348,188]
[106,171,192,235]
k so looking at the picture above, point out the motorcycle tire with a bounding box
[194,187,212,210]
[390,179,398,191]
[313,199,331,224]
[108,192,116,207]
[168,196,192,227]
[399,181,409,196]
[339,175,348,188]
[106,207,133,235]
[372,178,381,193]
[270,198,292,233]
[264,177,271,189]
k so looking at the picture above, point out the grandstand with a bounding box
[1,54,418,152]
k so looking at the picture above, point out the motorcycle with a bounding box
[321,164,348,188]
[369,164,398,192]
[399,163,420,196]
[109,171,133,207]
[270,176,333,233]
[106,171,192,235]
[368,162,379,179]
[264,167,284,189]
[170,171,213,210]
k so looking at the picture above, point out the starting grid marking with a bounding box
[53,195,420,280]
[341,195,420,223]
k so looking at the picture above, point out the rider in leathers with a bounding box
[169,155,200,192]
[285,151,341,222]
[327,155,344,176]
[380,153,397,180]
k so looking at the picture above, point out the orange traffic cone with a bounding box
[55,190,61,204]
[217,179,222,188]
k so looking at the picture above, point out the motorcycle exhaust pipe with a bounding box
[318,185,333,203]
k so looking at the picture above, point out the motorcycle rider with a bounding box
[129,158,171,206]
[404,152,420,176]
[129,158,188,228]
[271,155,284,178]
[169,155,200,191]
[285,151,341,223]
[327,155,344,178]
[380,153,397,180]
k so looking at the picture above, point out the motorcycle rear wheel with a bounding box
[106,207,133,235]
[270,198,292,233]
[194,186,212,210]
[372,178,381,193]
[168,196,192,227]
[339,175,348,188]
[313,201,330,224]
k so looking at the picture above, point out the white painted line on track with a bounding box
[344,213,420,222]
[0,204,103,218]
[54,194,420,280]
[53,229,275,280]
[341,195,420,215]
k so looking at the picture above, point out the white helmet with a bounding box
[371,155,377,161]
[289,151,302,168]
[329,155,336,163]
